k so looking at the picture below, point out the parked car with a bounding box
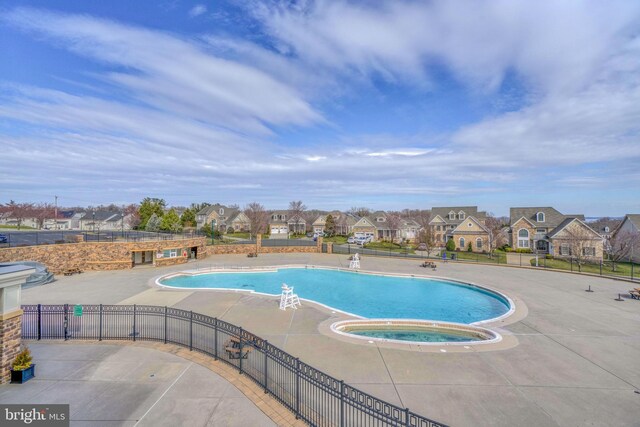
[347,236,356,244]
[0,234,7,244]
[417,243,427,251]
[355,236,373,245]
[306,232,314,238]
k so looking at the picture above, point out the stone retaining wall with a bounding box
[0,312,22,384]
[0,238,207,274]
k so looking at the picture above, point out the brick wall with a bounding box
[0,312,22,384]
[0,238,207,274]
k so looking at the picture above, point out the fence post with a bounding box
[164,306,168,344]
[189,311,193,351]
[570,258,573,272]
[340,380,345,427]
[214,318,218,361]
[600,262,602,276]
[238,327,243,375]
[99,304,103,341]
[263,340,269,394]
[295,358,300,419]
[37,304,41,340]
[36,233,39,246]
[132,304,136,341]
[63,303,68,341]
[405,408,410,427]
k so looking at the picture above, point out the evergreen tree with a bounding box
[325,214,336,236]
[145,213,161,232]
[181,208,196,227]
[161,208,182,232]
[445,238,456,251]
[138,198,166,229]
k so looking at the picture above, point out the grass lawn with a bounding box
[364,241,415,254]
[227,232,251,238]
[0,225,36,230]
[322,235,348,244]
[530,257,638,279]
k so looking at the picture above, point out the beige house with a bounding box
[611,214,640,262]
[312,212,358,235]
[429,207,489,252]
[268,211,306,236]
[196,204,249,233]
[351,212,421,242]
[509,207,602,261]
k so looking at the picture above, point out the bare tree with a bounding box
[418,226,436,255]
[557,221,602,269]
[485,213,508,255]
[385,212,403,243]
[348,207,371,218]
[6,201,36,229]
[244,202,269,238]
[608,231,640,271]
[288,200,307,234]
[123,204,140,229]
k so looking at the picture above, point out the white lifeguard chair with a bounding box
[279,283,301,311]
[349,253,360,270]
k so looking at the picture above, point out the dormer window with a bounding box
[537,212,545,222]
[219,208,224,215]
[377,217,384,222]
[448,211,455,220]
[604,226,609,233]
[458,211,465,220]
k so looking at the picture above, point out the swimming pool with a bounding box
[159,267,511,324]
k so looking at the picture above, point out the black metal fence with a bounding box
[21,304,445,427]
[0,230,205,247]
[332,244,639,282]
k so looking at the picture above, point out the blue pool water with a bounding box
[160,268,510,324]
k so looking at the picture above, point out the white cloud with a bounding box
[189,4,207,18]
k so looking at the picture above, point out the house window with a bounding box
[582,247,595,256]
[162,249,178,258]
[604,226,609,233]
[459,237,465,248]
[560,244,571,256]
[468,222,472,227]
[517,229,529,248]
[436,225,441,231]
[536,228,546,233]
[219,208,224,215]
[448,211,455,220]
[476,238,483,249]
[459,211,465,220]
[537,212,545,222]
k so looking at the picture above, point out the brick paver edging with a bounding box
[25,339,306,427]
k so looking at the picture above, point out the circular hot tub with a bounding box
[331,319,501,346]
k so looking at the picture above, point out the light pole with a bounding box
[211,219,217,245]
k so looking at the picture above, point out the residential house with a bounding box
[612,214,640,262]
[429,207,489,252]
[351,211,420,242]
[43,210,84,230]
[312,212,358,235]
[0,212,39,229]
[267,211,306,236]
[195,204,248,233]
[79,211,130,231]
[509,207,602,260]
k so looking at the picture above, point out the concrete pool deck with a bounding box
[19,253,640,426]
[0,342,278,426]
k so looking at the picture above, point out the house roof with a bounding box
[547,218,601,239]
[196,204,228,217]
[80,211,122,222]
[626,214,640,231]
[509,207,584,228]
[452,216,490,234]
[430,207,485,225]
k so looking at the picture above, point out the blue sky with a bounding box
[1,0,639,216]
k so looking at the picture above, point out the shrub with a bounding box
[445,238,456,251]
[226,228,234,234]
[12,347,33,371]
[515,248,532,253]
[467,242,473,252]
[545,254,553,259]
